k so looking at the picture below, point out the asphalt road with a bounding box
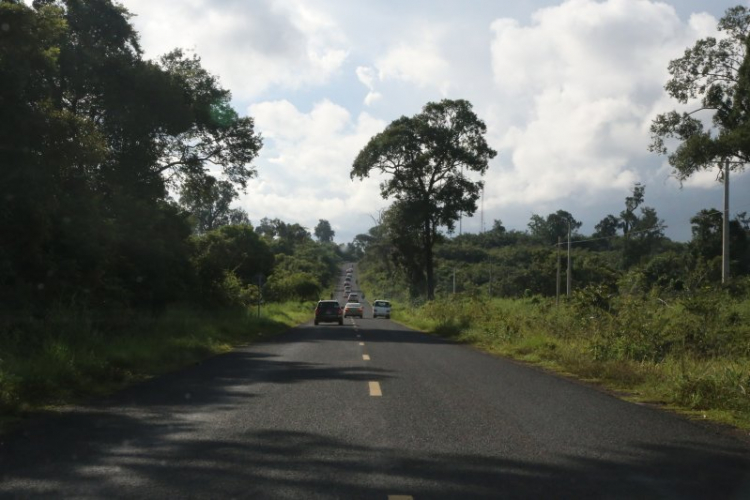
[1,302,750,498]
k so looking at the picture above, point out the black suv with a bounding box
[314,300,343,325]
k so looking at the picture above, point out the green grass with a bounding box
[393,292,750,431]
[0,301,312,430]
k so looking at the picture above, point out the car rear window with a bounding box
[375,301,390,307]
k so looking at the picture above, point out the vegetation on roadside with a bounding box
[391,288,750,429]
[0,1,355,427]
[0,301,313,427]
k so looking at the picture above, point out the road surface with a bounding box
[1,307,749,498]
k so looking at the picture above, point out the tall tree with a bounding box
[179,177,248,233]
[351,99,496,299]
[649,6,750,179]
[690,209,750,275]
[619,183,645,236]
[155,49,263,189]
[528,210,581,245]
[594,215,620,239]
[314,219,335,243]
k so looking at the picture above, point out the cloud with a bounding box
[356,66,382,106]
[375,27,452,95]
[242,99,389,241]
[485,0,721,211]
[123,0,348,101]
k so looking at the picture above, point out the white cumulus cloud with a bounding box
[486,0,722,210]
[356,66,382,106]
[122,0,348,101]
[241,99,389,241]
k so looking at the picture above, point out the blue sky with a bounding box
[121,0,750,243]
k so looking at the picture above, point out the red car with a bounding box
[344,302,364,318]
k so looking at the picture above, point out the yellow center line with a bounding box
[388,496,413,500]
[369,381,382,396]
[363,354,370,360]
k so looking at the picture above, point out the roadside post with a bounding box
[254,273,265,319]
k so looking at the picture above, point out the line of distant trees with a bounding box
[351,183,750,301]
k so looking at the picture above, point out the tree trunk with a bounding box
[425,246,435,300]
[423,218,435,300]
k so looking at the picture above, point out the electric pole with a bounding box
[723,160,730,284]
[566,220,572,296]
[556,236,561,305]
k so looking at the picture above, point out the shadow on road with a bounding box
[280,322,457,346]
[2,417,749,499]
[2,324,749,498]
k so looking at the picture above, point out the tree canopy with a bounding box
[314,219,335,243]
[0,0,262,310]
[351,99,496,299]
[649,6,750,180]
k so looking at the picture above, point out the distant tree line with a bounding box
[354,184,750,302]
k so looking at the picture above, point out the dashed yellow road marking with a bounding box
[388,496,413,500]
[369,381,382,396]
[363,354,370,360]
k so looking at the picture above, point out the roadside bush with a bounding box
[265,272,322,302]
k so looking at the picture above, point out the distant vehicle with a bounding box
[372,300,391,319]
[343,302,364,318]
[314,300,343,325]
[344,275,352,282]
[347,292,359,303]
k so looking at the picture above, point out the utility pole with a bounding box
[452,268,456,294]
[566,220,572,296]
[722,160,730,284]
[459,164,464,236]
[480,184,485,233]
[556,236,561,305]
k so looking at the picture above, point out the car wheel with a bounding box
[314,320,319,325]
[338,319,343,325]
[386,315,390,319]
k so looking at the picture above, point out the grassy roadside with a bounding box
[392,293,750,433]
[0,301,313,430]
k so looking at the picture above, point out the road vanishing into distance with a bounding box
[2,278,750,498]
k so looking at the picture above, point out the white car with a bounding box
[372,300,391,319]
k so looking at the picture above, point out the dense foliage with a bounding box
[0,1,343,330]
[351,99,496,299]
[0,0,346,419]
